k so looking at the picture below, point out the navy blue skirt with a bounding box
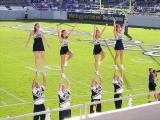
[33,38,45,51]
[60,46,70,55]
[93,44,102,55]
[114,39,124,50]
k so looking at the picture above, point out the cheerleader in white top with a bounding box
[90,73,103,113]
[113,65,124,109]
[113,19,127,70]
[93,24,107,75]
[56,24,77,79]
[32,71,46,120]
[25,23,51,76]
[58,76,71,120]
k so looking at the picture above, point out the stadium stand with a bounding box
[26,0,160,16]
[31,0,60,10]
[0,0,29,6]
[131,0,160,16]
[0,0,159,16]
[0,0,30,10]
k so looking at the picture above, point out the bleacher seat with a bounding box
[0,0,29,6]
[10,6,24,10]
[24,6,35,10]
[0,5,8,10]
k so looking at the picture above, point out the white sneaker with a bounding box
[95,71,100,76]
[114,65,118,70]
[61,73,66,79]
[120,64,124,70]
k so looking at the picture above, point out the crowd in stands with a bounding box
[30,0,160,15]
[132,0,160,15]
[30,0,60,10]
[0,0,160,16]
[30,0,98,10]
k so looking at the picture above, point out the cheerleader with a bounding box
[113,19,127,70]
[93,24,107,75]
[58,77,71,120]
[113,66,124,109]
[56,24,77,79]
[32,71,46,120]
[90,74,103,113]
[25,23,51,75]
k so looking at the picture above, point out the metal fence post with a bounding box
[85,102,88,119]
[79,105,83,120]
[128,94,133,107]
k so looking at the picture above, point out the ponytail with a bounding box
[34,23,39,34]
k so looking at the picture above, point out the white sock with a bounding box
[36,69,40,76]
[95,71,100,76]
[114,65,118,70]
[61,73,66,79]
[42,69,46,77]
[64,60,68,67]
[120,64,124,70]
[98,61,101,65]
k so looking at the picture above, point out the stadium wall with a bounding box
[0,10,67,20]
[0,10,25,20]
[28,10,67,20]
[0,10,160,28]
[128,15,160,28]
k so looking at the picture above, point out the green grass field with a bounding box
[0,20,160,119]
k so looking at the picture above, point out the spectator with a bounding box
[147,68,157,102]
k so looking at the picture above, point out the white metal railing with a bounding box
[0,91,160,120]
[0,104,83,120]
[84,91,160,118]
